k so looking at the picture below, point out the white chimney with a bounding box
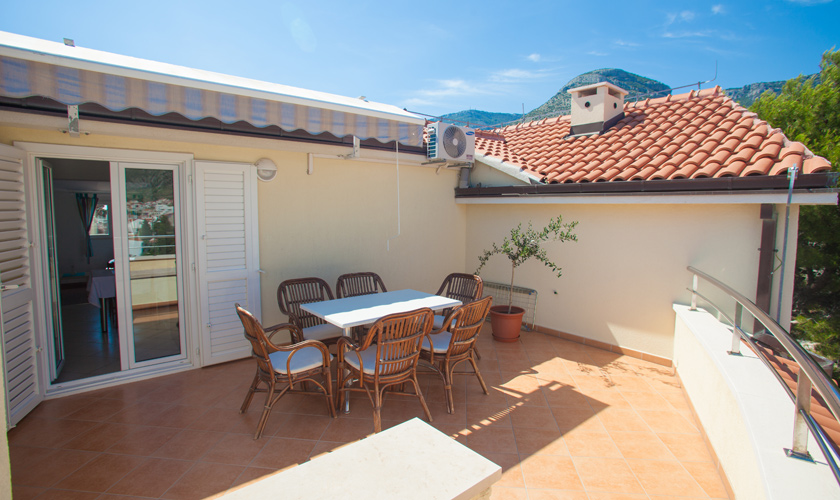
[568,82,628,135]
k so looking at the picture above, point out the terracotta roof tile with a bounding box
[473,87,831,184]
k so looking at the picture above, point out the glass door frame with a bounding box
[111,161,189,370]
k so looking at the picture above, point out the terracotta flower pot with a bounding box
[489,305,526,342]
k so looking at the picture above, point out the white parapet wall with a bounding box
[673,304,838,500]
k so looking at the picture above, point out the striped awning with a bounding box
[0,33,424,147]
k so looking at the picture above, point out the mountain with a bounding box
[437,68,818,130]
[522,68,671,121]
[437,110,522,129]
[724,74,819,108]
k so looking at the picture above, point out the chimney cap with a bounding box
[567,81,629,96]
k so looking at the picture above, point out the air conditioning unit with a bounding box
[427,122,475,162]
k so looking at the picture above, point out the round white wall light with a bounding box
[254,158,278,182]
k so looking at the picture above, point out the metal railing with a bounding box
[688,266,840,485]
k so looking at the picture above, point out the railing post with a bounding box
[729,302,742,355]
[690,274,698,311]
[786,375,814,462]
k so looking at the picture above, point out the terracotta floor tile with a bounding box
[54,453,145,492]
[466,423,517,454]
[509,405,557,429]
[489,486,529,500]
[581,390,631,410]
[225,408,286,437]
[636,410,699,434]
[142,404,209,428]
[161,462,244,500]
[107,425,181,456]
[151,429,225,461]
[249,437,317,470]
[519,455,583,490]
[106,457,192,497]
[562,429,622,458]
[610,431,675,460]
[200,433,267,466]
[657,433,715,462]
[319,416,376,443]
[61,423,132,452]
[541,385,591,408]
[682,461,729,498]
[26,395,100,420]
[106,402,172,426]
[597,408,650,433]
[8,417,98,449]
[479,452,525,488]
[467,403,514,427]
[619,390,671,410]
[572,456,644,493]
[626,459,707,497]
[586,493,650,500]
[526,489,589,500]
[186,407,238,432]
[513,427,567,456]
[228,466,279,491]
[64,398,131,422]
[550,407,603,432]
[11,448,97,488]
[28,489,100,499]
[10,485,44,500]
[272,413,332,440]
[308,440,351,460]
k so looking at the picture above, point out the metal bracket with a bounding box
[339,136,360,159]
[784,448,814,463]
[67,105,80,137]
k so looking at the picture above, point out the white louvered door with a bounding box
[0,144,41,428]
[195,162,260,366]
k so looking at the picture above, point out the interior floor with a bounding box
[54,284,182,383]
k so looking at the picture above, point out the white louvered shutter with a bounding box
[0,144,41,427]
[195,162,260,365]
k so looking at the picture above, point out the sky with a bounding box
[1,0,838,118]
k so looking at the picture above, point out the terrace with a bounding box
[8,325,728,500]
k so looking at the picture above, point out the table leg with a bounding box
[99,298,108,333]
[343,327,351,414]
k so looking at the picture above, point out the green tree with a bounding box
[751,49,840,360]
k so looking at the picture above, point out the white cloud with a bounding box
[526,53,541,62]
[712,4,725,14]
[662,30,713,38]
[784,0,832,4]
[587,50,608,56]
[665,10,696,26]
[680,10,695,21]
[614,39,639,47]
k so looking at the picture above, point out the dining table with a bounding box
[301,289,461,412]
[87,269,116,333]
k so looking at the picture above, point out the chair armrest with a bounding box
[276,339,332,374]
[263,323,304,350]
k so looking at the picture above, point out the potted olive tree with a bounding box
[476,216,578,342]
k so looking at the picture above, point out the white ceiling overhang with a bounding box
[0,31,425,147]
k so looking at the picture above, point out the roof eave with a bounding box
[455,172,840,199]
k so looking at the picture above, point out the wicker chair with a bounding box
[421,296,493,414]
[277,277,344,344]
[336,307,434,432]
[336,272,388,298]
[433,273,484,329]
[236,304,335,439]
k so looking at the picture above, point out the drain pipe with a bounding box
[776,163,798,323]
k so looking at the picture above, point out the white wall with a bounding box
[464,202,766,359]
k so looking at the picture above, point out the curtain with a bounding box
[76,193,98,263]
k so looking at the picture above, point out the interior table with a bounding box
[87,269,116,332]
[302,289,461,412]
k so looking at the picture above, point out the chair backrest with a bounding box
[277,277,334,329]
[444,296,493,357]
[336,272,387,298]
[236,303,274,374]
[435,273,483,304]
[367,308,433,379]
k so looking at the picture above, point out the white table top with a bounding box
[301,289,461,329]
[87,269,116,307]
[220,418,501,500]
